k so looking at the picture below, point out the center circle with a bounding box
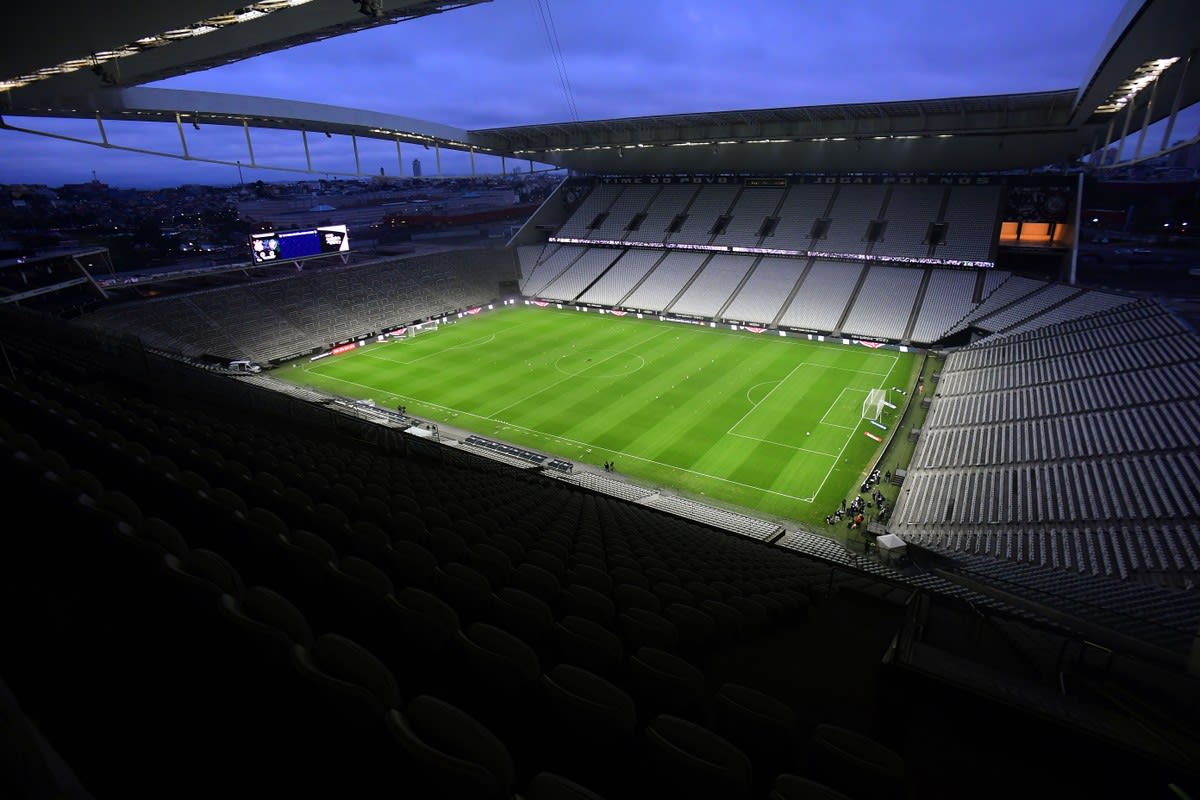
[555,350,645,378]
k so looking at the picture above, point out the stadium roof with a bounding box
[0,1,491,94]
[2,0,1199,174]
[470,89,1090,174]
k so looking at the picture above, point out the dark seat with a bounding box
[613,583,662,614]
[289,633,404,797]
[640,714,753,800]
[561,583,616,626]
[524,772,609,800]
[806,723,907,800]
[538,663,637,796]
[769,774,854,800]
[439,561,500,623]
[492,586,556,654]
[454,622,543,767]
[622,646,706,725]
[378,538,440,592]
[712,682,801,793]
[566,563,612,595]
[468,542,514,589]
[618,607,680,653]
[387,695,516,800]
[553,614,624,677]
[662,602,718,651]
[511,562,563,607]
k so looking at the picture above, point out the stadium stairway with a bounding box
[830,263,869,338]
[662,252,716,316]
[714,255,764,322]
[899,268,933,344]
[769,257,816,330]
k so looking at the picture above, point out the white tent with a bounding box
[876,533,907,563]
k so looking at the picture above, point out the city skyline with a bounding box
[0,0,1168,188]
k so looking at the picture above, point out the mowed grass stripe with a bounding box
[489,326,670,424]
[286,307,917,522]
[475,314,656,420]
[568,328,785,484]
[414,319,576,414]
[510,321,694,439]
[646,343,807,479]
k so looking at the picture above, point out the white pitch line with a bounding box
[307,332,498,370]
[727,431,839,458]
[484,327,668,419]
[300,317,908,507]
[744,380,779,407]
[388,332,498,365]
[819,387,861,428]
[806,350,909,503]
[299,369,812,502]
[725,360,807,435]
[807,420,860,505]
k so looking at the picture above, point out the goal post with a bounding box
[863,388,887,422]
[406,321,439,339]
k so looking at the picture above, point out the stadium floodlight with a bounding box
[863,389,887,422]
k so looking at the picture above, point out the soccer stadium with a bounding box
[1,1,1200,798]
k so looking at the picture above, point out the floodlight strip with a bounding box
[1093,57,1180,115]
[1,1,316,91]
[511,133,958,155]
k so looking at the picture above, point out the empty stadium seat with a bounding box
[622,646,707,724]
[805,724,907,800]
[553,614,625,677]
[712,682,801,791]
[492,586,557,654]
[289,633,404,797]
[639,714,754,800]
[387,695,516,800]
[561,583,616,626]
[523,771,609,800]
[769,774,854,800]
[538,663,638,796]
[618,607,680,653]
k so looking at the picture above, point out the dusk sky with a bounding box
[0,0,1166,188]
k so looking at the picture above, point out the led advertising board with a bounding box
[251,225,350,263]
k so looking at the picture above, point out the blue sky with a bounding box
[0,0,1153,187]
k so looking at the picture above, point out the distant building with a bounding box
[412,159,422,178]
[1167,138,1200,171]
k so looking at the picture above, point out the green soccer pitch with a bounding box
[278,306,920,526]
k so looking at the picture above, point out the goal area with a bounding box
[863,388,887,421]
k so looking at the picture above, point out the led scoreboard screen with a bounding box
[250,225,350,263]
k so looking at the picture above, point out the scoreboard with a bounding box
[250,225,349,263]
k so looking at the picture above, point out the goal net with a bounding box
[862,388,887,422]
[406,321,439,338]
